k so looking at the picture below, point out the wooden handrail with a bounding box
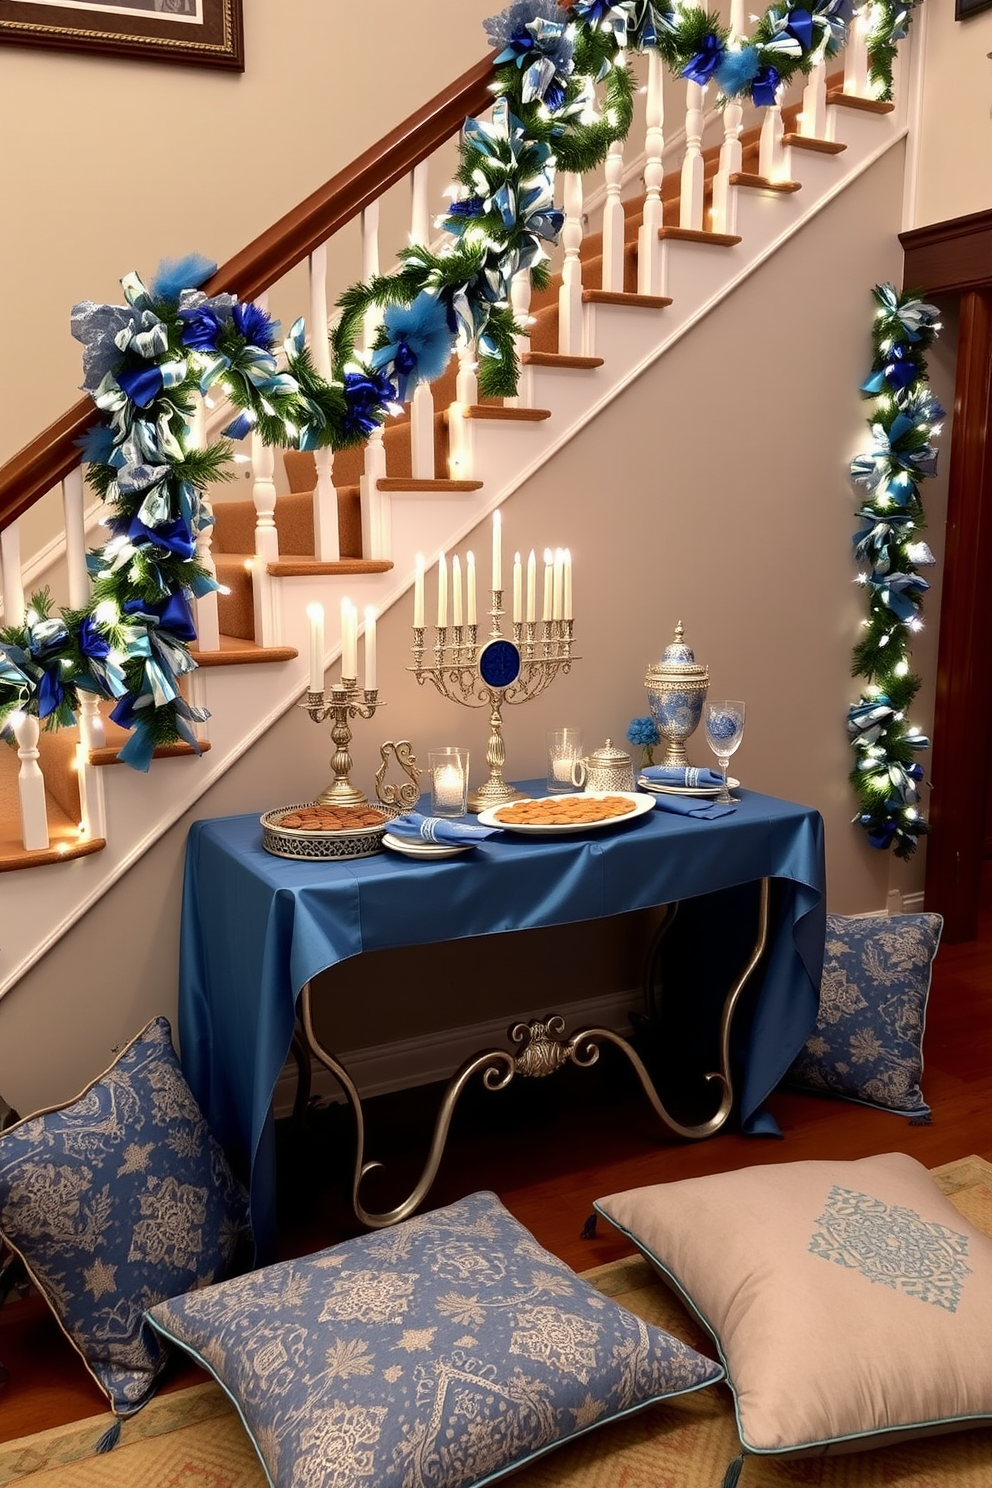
[0,53,496,534]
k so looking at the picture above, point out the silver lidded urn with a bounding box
[644,621,709,768]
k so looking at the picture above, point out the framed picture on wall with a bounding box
[955,0,992,17]
[0,0,243,69]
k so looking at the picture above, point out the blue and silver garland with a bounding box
[1,0,920,769]
[848,282,942,860]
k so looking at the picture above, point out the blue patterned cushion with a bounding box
[0,1017,250,1417]
[146,1190,723,1488]
[785,912,942,1117]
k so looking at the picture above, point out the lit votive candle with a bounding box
[434,764,464,812]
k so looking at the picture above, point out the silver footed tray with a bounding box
[261,802,399,862]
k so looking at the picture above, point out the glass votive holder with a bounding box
[547,728,582,793]
[429,747,470,817]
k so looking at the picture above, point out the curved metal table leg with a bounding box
[298,878,771,1226]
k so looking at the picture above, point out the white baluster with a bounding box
[62,465,89,610]
[0,520,25,627]
[411,159,431,247]
[14,713,49,852]
[360,198,390,557]
[637,49,666,294]
[603,139,626,292]
[844,6,871,98]
[249,291,279,646]
[309,242,341,560]
[679,80,706,231]
[409,161,437,478]
[801,53,828,139]
[758,83,786,181]
[507,269,533,409]
[558,171,585,354]
[447,342,478,480]
[185,395,220,651]
[62,465,107,838]
[711,2,746,234]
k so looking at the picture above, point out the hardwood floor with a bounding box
[1,876,990,1443]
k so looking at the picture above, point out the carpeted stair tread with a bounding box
[521,352,604,369]
[658,226,742,246]
[826,89,895,113]
[265,557,393,576]
[582,289,672,308]
[377,478,484,491]
[190,639,299,665]
[782,133,847,154]
[729,172,802,193]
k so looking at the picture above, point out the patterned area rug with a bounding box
[2,1155,990,1488]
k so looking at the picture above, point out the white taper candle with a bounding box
[543,548,554,621]
[307,601,324,693]
[437,551,448,628]
[563,548,572,620]
[512,552,522,624]
[492,509,502,592]
[552,547,564,621]
[364,606,377,689]
[526,549,536,623]
[452,554,463,627]
[342,597,357,678]
[466,551,477,625]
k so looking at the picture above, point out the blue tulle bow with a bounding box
[370,293,455,402]
[149,253,217,305]
[715,45,760,96]
[682,31,725,85]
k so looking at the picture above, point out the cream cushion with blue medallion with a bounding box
[595,1152,992,1458]
[146,1189,723,1488]
[0,1017,250,1419]
[785,912,942,1118]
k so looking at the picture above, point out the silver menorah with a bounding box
[409,584,578,813]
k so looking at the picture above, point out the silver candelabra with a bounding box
[303,679,381,806]
[409,588,578,812]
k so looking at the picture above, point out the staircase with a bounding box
[0,23,915,1009]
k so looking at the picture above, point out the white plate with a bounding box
[638,777,739,798]
[477,791,654,835]
[381,831,475,859]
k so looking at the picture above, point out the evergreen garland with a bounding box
[0,0,920,772]
[848,282,942,859]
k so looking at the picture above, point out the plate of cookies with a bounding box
[260,801,396,861]
[477,791,654,835]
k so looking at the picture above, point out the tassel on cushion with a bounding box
[720,1452,745,1488]
[95,1419,122,1454]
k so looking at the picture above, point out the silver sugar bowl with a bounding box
[572,739,636,793]
[644,622,709,768]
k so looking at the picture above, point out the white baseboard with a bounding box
[273,988,641,1119]
[858,890,927,919]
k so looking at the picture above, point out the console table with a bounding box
[179,788,825,1259]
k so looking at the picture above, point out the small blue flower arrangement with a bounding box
[626,715,660,767]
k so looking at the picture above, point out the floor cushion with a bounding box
[147,1189,723,1488]
[0,1017,250,1419]
[785,912,942,1118]
[595,1152,992,1459]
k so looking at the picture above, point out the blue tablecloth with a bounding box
[179,787,825,1259]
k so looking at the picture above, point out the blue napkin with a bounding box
[649,794,737,820]
[387,812,500,844]
[640,765,725,788]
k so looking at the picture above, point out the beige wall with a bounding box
[0,142,954,1117]
[915,3,992,226]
